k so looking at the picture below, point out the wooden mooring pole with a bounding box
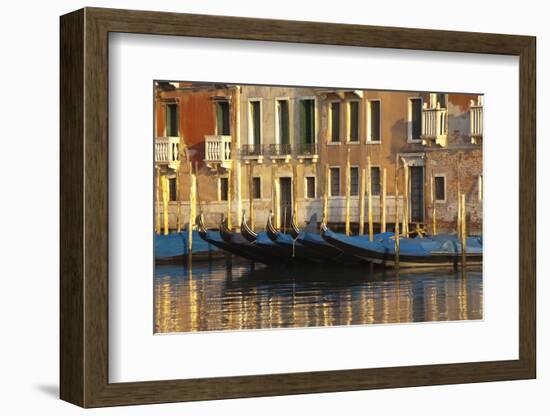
[176,172,181,233]
[367,156,373,241]
[395,196,401,271]
[227,167,233,230]
[431,173,437,236]
[457,156,462,240]
[323,164,329,224]
[292,163,298,226]
[161,174,169,235]
[380,167,387,233]
[461,193,467,268]
[394,157,400,270]
[359,167,366,235]
[403,163,409,237]
[188,169,197,252]
[248,163,255,231]
[345,149,351,236]
[155,167,161,235]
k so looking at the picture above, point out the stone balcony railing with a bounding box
[470,103,483,144]
[155,136,180,170]
[421,105,448,147]
[205,135,232,169]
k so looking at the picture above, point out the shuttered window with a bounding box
[410,98,422,141]
[329,168,340,197]
[306,177,315,199]
[330,102,340,142]
[277,100,289,145]
[216,102,230,135]
[349,101,359,142]
[371,167,380,196]
[350,167,359,196]
[250,101,261,145]
[220,178,229,201]
[434,176,445,201]
[300,99,315,144]
[369,100,381,142]
[166,103,178,137]
[252,177,261,199]
[168,178,177,202]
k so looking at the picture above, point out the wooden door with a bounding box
[410,166,424,223]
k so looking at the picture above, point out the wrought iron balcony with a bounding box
[205,135,232,169]
[267,143,292,162]
[295,143,318,163]
[241,144,265,163]
[155,136,180,170]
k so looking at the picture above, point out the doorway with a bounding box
[410,166,424,223]
[279,177,292,232]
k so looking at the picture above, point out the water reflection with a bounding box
[154,259,482,333]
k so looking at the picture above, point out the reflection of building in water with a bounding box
[155,83,483,235]
[154,264,482,333]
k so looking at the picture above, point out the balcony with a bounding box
[241,144,264,164]
[295,143,318,163]
[205,135,232,169]
[421,104,448,147]
[469,99,483,145]
[267,143,292,163]
[155,136,180,170]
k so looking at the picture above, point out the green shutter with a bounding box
[300,100,306,145]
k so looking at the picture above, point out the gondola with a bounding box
[240,211,258,243]
[197,213,273,264]
[248,212,305,264]
[219,215,285,265]
[292,213,371,266]
[240,212,291,261]
[264,212,327,264]
[154,230,220,263]
[320,222,482,268]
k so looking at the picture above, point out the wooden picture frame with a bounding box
[60,7,536,408]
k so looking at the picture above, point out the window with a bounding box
[368,100,381,142]
[434,176,445,201]
[215,101,230,135]
[165,103,178,137]
[330,102,340,142]
[436,93,447,108]
[370,167,380,196]
[252,177,261,199]
[249,101,261,145]
[168,177,177,202]
[306,176,316,199]
[276,100,290,145]
[300,99,315,144]
[350,167,359,196]
[329,167,340,197]
[409,98,422,141]
[220,177,229,201]
[348,101,359,142]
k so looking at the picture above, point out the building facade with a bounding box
[155,82,483,235]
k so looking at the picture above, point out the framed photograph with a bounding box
[60,7,536,408]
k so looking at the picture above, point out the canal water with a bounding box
[154,259,483,334]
